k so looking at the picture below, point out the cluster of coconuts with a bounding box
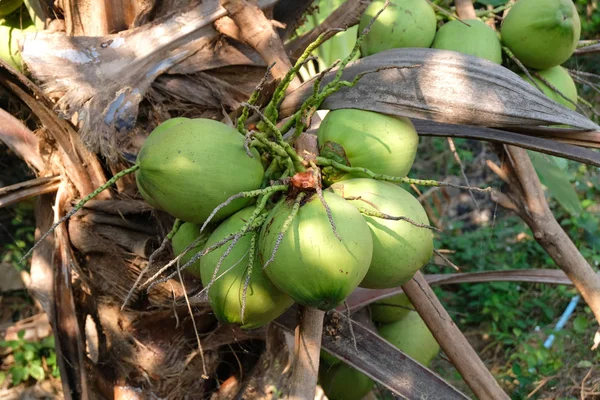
[137,108,434,328]
[360,0,581,110]
[0,0,35,71]
[319,293,440,400]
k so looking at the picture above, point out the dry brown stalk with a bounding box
[402,272,510,400]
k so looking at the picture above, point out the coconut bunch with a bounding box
[359,0,582,111]
[115,17,462,331]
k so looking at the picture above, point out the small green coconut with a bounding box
[520,66,578,110]
[370,293,413,323]
[171,222,212,278]
[319,362,374,400]
[259,192,373,311]
[358,0,437,56]
[378,310,440,366]
[318,109,419,184]
[136,118,264,224]
[432,19,502,64]
[329,179,433,289]
[501,0,580,69]
[200,207,294,329]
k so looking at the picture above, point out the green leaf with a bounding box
[528,151,583,216]
[29,364,45,381]
[573,315,588,333]
[10,366,28,385]
[23,349,35,361]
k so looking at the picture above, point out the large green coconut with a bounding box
[171,222,212,278]
[501,0,580,69]
[378,310,440,366]
[329,179,433,289]
[319,362,374,400]
[358,0,437,56]
[200,207,294,329]
[258,192,373,310]
[136,118,264,224]
[432,19,502,64]
[370,293,413,323]
[519,66,577,110]
[318,109,419,184]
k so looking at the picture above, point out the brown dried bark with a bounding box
[220,0,299,88]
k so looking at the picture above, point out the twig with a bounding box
[175,259,208,379]
[433,249,460,271]
[402,272,510,399]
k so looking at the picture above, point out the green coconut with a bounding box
[0,0,23,17]
[171,222,212,278]
[320,350,341,367]
[258,192,373,310]
[432,19,502,64]
[136,118,264,224]
[329,179,433,289]
[519,66,578,110]
[501,0,580,69]
[200,207,294,329]
[358,0,437,56]
[378,310,440,366]
[318,109,419,184]
[370,293,413,323]
[0,20,34,71]
[319,363,374,400]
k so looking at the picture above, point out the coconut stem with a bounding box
[356,207,442,232]
[263,191,306,269]
[281,1,393,140]
[143,215,267,290]
[316,157,492,193]
[287,306,325,400]
[237,62,276,134]
[242,103,306,173]
[21,164,140,264]
[200,185,288,234]
[240,232,258,324]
